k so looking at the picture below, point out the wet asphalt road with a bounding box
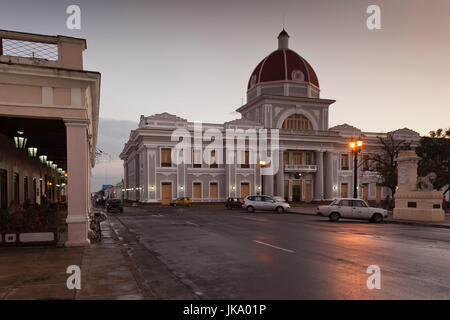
[113,205,450,299]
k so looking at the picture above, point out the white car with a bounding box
[317,198,388,223]
[242,195,291,213]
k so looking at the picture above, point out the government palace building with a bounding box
[120,30,420,205]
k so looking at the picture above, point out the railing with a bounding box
[1,38,58,61]
[279,129,340,137]
[284,164,317,172]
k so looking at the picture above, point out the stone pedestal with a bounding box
[393,191,444,221]
[393,150,445,222]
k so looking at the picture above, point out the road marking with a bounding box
[253,240,295,253]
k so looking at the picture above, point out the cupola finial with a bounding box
[277,29,289,49]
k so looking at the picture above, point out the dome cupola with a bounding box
[246,30,320,101]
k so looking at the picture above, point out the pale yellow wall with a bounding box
[0,83,42,104]
[53,87,71,106]
[59,41,84,70]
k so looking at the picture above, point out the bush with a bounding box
[0,204,58,232]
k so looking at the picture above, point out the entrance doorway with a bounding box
[240,182,250,199]
[341,183,349,198]
[292,180,301,202]
[161,182,172,205]
[284,180,289,201]
[362,184,369,202]
[305,180,312,203]
[193,182,202,199]
[209,182,218,199]
[376,184,382,203]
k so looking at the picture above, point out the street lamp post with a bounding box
[349,138,363,199]
[259,160,266,195]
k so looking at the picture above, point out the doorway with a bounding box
[292,180,301,202]
[305,180,312,203]
[161,182,172,205]
[240,182,249,199]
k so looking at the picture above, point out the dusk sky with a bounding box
[1,0,449,190]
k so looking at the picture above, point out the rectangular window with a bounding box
[293,152,302,165]
[305,152,313,165]
[341,154,349,170]
[241,151,250,168]
[193,149,202,168]
[160,148,172,167]
[210,150,218,168]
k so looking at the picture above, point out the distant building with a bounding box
[0,30,101,246]
[120,30,419,205]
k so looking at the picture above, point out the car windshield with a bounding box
[330,199,339,206]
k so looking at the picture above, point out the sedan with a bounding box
[170,197,193,207]
[242,195,291,213]
[317,198,388,223]
[225,197,243,210]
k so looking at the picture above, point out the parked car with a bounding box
[105,198,123,213]
[225,197,243,210]
[242,195,290,213]
[317,198,388,223]
[170,197,193,207]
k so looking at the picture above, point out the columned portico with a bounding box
[324,151,334,200]
[314,151,324,201]
[275,150,284,197]
[65,119,90,247]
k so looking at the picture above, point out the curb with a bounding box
[290,210,450,229]
[383,219,450,229]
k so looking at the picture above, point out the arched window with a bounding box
[282,114,313,130]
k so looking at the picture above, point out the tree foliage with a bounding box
[367,133,411,197]
[416,127,450,195]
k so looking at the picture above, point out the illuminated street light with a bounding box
[348,137,364,198]
[259,160,266,195]
[39,155,47,164]
[14,131,27,149]
[27,147,37,157]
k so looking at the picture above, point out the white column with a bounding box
[325,151,334,200]
[314,151,324,201]
[65,119,90,247]
[275,150,284,197]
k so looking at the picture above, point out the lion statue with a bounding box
[416,172,437,191]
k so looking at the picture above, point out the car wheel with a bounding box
[173,203,177,207]
[329,212,340,222]
[247,206,255,213]
[188,203,192,207]
[276,206,284,214]
[371,213,383,223]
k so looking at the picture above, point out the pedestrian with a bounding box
[385,194,390,210]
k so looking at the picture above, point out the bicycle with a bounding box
[89,211,107,242]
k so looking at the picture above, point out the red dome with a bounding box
[247,48,319,90]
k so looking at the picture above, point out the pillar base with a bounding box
[65,216,90,247]
[65,239,91,247]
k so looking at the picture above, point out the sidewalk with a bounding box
[0,216,153,300]
[290,205,450,229]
